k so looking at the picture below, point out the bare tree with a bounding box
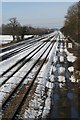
[61,2,80,43]
[20,26,26,39]
[8,17,21,40]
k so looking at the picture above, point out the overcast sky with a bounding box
[1,1,78,28]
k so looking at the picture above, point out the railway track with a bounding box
[0,34,55,76]
[1,42,47,85]
[0,35,46,53]
[0,37,55,78]
[0,32,56,119]
[0,35,54,61]
[0,31,80,119]
[3,43,53,120]
[0,41,44,76]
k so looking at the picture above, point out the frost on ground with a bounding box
[0,35,33,44]
[23,39,58,119]
[68,43,72,48]
[1,31,79,119]
[23,31,78,119]
[0,35,13,44]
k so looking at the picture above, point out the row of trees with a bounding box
[61,1,80,43]
[1,18,54,41]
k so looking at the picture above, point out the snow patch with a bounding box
[68,43,72,48]
[60,56,64,62]
[0,83,17,93]
[46,81,53,89]
[0,92,9,103]
[69,75,75,82]
[68,66,74,72]
[67,55,77,63]
[49,75,54,82]
[42,97,51,118]
[0,35,13,44]
[58,67,65,74]
[50,65,56,75]
[58,76,65,82]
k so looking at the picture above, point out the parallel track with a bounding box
[0,31,79,119]
[1,33,55,119]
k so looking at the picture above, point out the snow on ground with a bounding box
[42,96,51,118]
[68,66,74,73]
[0,76,8,85]
[1,31,79,119]
[64,44,77,63]
[0,59,38,104]
[0,35,33,44]
[69,75,76,82]
[0,41,34,57]
[0,91,9,104]
[23,44,52,85]
[6,76,22,84]
[0,40,52,107]
[68,43,72,48]
[67,55,77,63]
[60,48,64,53]
[58,76,65,82]
[0,35,13,44]
[0,41,42,75]
[23,63,48,118]
[0,83,17,93]
[0,36,44,58]
[24,35,33,39]
[50,66,56,75]
[58,67,65,74]
[59,56,64,62]
[23,33,59,119]
[32,42,50,62]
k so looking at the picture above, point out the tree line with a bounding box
[0,18,54,41]
[61,1,80,43]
